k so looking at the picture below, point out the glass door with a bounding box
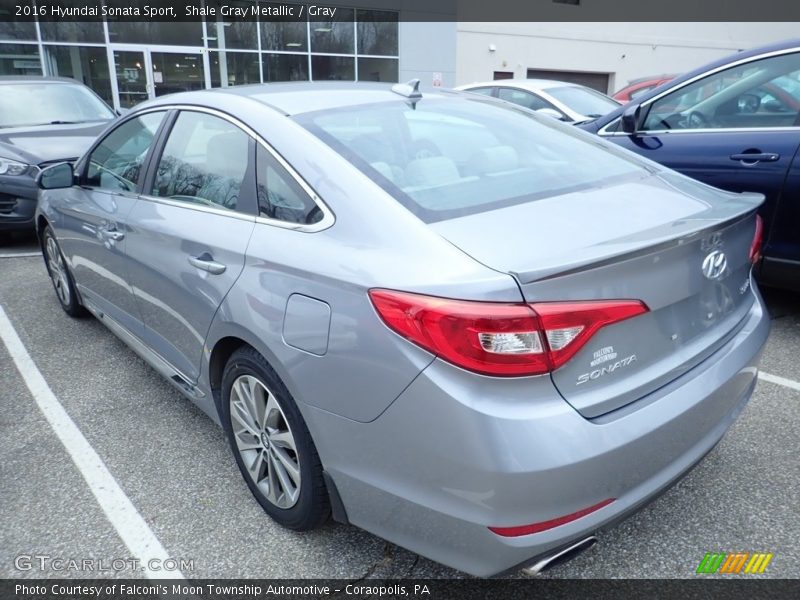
[110,47,208,110]
[149,50,205,98]
[112,49,152,109]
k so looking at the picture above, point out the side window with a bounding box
[256,146,322,225]
[84,112,165,192]
[151,111,251,212]
[758,76,800,114]
[629,85,656,100]
[754,87,793,114]
[497,88,556,113]
[643,52,800,131]
[468,87,495,97]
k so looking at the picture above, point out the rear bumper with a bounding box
[306,284,769,576]
[0,175,37,232]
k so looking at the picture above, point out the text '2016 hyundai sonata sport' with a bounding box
[35,81,769,577]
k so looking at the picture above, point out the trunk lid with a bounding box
[430,171,763,418]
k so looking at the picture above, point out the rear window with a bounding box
[297,97,647,222]
[545,86,620,118]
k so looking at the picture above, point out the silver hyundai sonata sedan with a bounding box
[35,81,769,577]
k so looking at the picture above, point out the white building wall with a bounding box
[400,21,458,88]
[456,23,800,92]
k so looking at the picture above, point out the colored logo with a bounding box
[696,552,773,574]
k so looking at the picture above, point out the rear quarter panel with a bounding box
[199,106,523,422]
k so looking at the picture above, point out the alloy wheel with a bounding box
[45,235,71,307]
[229,374,301,509]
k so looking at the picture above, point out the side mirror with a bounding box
[620,103,642,135]
[535,108,564,120]
[736,93,761,114]
[37,162,74,190]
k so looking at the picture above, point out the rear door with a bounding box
[605,50,800,254]
[56,111,168,336]
[125,109,256,382]
[762,144,800,288]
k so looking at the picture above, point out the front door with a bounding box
[56,111,169,336]
[125,109,256,382]
[608,49,800,258]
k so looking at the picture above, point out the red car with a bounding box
[613,74,677,102]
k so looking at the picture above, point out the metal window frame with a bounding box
[130,104,336,233]
[30,3,400,106]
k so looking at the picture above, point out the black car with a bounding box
[0,77,116,234]
[580,39,800,292]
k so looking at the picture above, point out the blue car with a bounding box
[581,39,800,292]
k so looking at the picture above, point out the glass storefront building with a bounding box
[0,1,399,110]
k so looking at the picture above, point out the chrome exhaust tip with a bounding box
[521,536,598,576]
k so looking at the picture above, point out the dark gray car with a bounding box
[0,77,115,233]
[34,82,769,576]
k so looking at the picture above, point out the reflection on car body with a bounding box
[35,82,768,577]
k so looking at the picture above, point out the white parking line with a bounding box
[759,371,800,393]
[0,252,41,258]
[0,305,184,580]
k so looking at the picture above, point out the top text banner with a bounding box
[3,0,380,22]
[2,0,800,22]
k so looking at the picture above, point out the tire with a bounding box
[42,226,86,318]
[221,346,330,530]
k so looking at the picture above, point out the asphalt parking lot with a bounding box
[1,232,798,580]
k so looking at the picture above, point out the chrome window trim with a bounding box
[138,194,257,223]
[597,119,622,136]
[600,124,800,137]
[133,104,336,233]
[599,46,800,137]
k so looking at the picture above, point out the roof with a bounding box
[146,81,462,116]
[624,74,678,86]
[0,76,82,84]
[457,78,582,91]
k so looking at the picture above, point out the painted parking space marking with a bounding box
[0,304,184,580]
[0,252,41,258]
[759,371,800,393]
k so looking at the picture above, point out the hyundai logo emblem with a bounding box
[702,250,728,280]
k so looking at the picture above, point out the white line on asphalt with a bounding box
[759,371,800,392]
[0,305,184,580]
[0,252,41,258]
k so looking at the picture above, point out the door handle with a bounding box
[730,152,780,163]
[188,253,227,275]
[100,228,124,241]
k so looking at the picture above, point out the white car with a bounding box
[457,79,620,123]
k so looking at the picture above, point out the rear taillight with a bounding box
[749,214,764,264]
[534,300,649,370]
[369,290,648,377]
